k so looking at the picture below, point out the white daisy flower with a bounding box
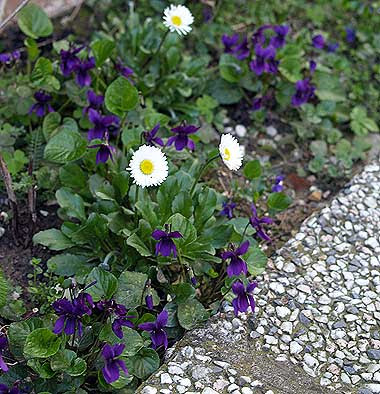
[219,133,244,171]
[128,145,169,188]
[163,4,194,36]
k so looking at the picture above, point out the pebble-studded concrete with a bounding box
[138,157,380,394]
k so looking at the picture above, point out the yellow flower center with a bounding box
[171,15,182,26]
[140,159,154,175]
[224,148,231,161]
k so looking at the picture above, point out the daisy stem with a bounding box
[190,154,219,197]
[142,30,169,70]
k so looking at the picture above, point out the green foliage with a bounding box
[18,4,53,39]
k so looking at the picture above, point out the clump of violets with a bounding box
[167,123,199,151]
[152,226,183,258]
[138,310,168,349]
[143,123,164,147]
[52,293,94,336]
[29,91,54,117]
[249,203,273,242]
[101,344,128,384]
[221,240,250,277]
[0,334,9,372]
[220,201,236,219]
[231,280,257,316]
[312,34,325,49]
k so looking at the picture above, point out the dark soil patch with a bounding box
[0,197,60,292]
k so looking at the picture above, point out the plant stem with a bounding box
[142,30,169,70]
[0,153,19,242]
[189,154,220,197]
[241,221,250,241]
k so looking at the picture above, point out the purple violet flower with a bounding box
[60,45,84,77]
[0,53,11,63]
[309,60,317,74]
[272,175,285,192]
[251,25,273,46]
[249,203,273,242]
[231,280,257,316]
[327,42,339,53]
[221,240,250,277]
[101,343,128,384]
[96,300,134,339]
[138,310,168,349]
[29,91,54,117]
[0,334,9,372]
[152,228,183,258]
[220,201,236,219]
[312,34,325,49]
[345,27,356,43]
[83,90,104,115]
[249,44,278,76]
[252,97,263,111]
[270,25,290,49]
[222,34,250,60]
[145,294,154,310]
[87,109,119,140]
[73,57,95,87]
[0,383,20,394]
[143,123,164,147]
[167,123,199,151]
[89,143,116,164]
[291,78,316,107]
[52,293,94,336]
[115,63,134,80]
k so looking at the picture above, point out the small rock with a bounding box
[235,124,247,137]
[160,373,172,384]
[308,190,322,202]
[141,387,157,394]
[368,349,380,360]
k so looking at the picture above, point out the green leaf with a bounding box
[167,213,197,249]
[47,254,92,277]
[8,318,44,358]
[194,187,217,227]
[243,160,262,179]
[56,188,86,221]
[172,283,195,303]
[99,325,144,356]
[0,270,8,310]
[105,77,139,116]
[24,328,61,358]
[44,129,87,164]
[115,271,159,309]
[246,246,268,276]
[219,54,245,83]
[208,78,243,105]
[33,229,74,251]
[85,267,118,301]
[59,163,87,190]
[177,299,209,329]
[18,4,53,39]
[267,192,292,212]
[172,191,194,218]
[91,39,116,67]
[125,348,159,379]
[50,350,87,376]
[42,112,61,140]
[308,156,325,173]
[310,140,328,157]
[31,57,53,84]
[127,233,152,257]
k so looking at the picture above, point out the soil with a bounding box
[0,197,60,291]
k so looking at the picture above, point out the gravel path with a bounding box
[138,157,380,394]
